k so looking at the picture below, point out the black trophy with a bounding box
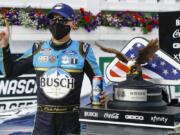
[96,39,167,111]
[107,66,167,111]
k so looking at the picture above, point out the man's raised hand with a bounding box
[0,19,10,48]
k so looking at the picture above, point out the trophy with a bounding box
[96,39,167,111]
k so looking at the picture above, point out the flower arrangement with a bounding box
[0,7,49,30]
[0,7,158,34]
[76,8,99,32]
[99,11,158,34]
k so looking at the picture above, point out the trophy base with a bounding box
[107,100,167,111]
[79,105,180,135]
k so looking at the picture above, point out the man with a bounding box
[0,3,106,135]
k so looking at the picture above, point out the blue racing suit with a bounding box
[0,39,103,135]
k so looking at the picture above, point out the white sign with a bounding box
[115,88,147,102]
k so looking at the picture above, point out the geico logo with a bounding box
[173,43,180,49]
[84,111,98,118]
[0,79,37,95]
[40,77,74,89]
[125,115,144,120]
[104,112,120,119]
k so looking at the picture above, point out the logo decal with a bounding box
[62,50,77,55]
[176,17,180,26]
[38,56,49,63]
[173,43,180,49]
[71,57,78,64]
[61,55,70,64]
[49,55,56,63]
[125,115,144,121]
[173,29,180,38]
[40,68,75,99]
[106,37,180,85]
[151,115,168,124]
[40,48,51,55]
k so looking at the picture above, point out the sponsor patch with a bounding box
[40,68,75,99]
[61,55,70,64]
[38,56,49,62]
[62,50,77,55]
[40,48,51,55]
[49,55,56,63]
[71,57,78,64]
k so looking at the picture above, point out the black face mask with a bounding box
[48,22,71,40]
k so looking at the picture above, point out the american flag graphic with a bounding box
[106,37,180,85]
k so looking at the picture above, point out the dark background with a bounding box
[159,11,180,63]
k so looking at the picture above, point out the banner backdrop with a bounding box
[0,54,37,111]
[159,11,180,63]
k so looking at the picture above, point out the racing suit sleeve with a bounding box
[83,43,106,89]
[0,45,34,78]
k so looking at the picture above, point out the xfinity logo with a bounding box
[172,29,180,38]
[125,115,144,121]
[151,115,168,124]
[84,111,98,118]
[104,112,120,120]
[174,53,180,62]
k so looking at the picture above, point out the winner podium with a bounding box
[79,38,180,135]
[80,76,180,135]
[79,73,180,135]
[79,103,180,135]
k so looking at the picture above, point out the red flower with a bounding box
[133,13,140,20]
[133,15,139,20]
[139,18,145,24]
[153,20,158,25]
[80,8,85,14]
[125,10,130,14]
[12,10,17,15]
[83,15,91,23]
[146,24,152,31]
[1,8,8,15]
[146,18,152,22]
[36,9,43,16]
[93,15,97,20]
